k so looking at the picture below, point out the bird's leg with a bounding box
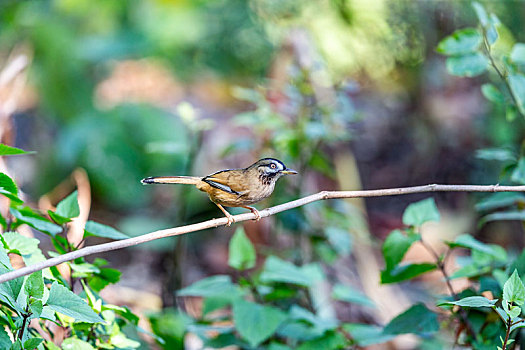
[215,203,235,226]
[242,206,261,221]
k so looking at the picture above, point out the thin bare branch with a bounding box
[1,183,524,284]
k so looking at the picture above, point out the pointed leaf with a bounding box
[437,296,497,308]
[0,144,33,156]
[46,282,102,323]
[402,198,440,226]
[381,263,436,284]
[509,74,525,115]
[84,221,128,240]
[24,271,44,299]
[383,303,439,335]
[10,207,62,236]
[382,229,419,270]
[503,270,525,306]
[228,227,256,270]
[55,191,80,219]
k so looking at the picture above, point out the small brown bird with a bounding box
[141,158,297,225]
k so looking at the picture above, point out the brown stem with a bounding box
[2,184,525,284]
[502,316,512,349]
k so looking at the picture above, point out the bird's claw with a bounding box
[226,215,235,226]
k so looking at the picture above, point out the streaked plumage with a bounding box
[142,158,297,225]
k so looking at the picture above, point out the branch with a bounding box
[1,184,524,284]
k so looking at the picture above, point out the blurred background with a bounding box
[1,0,525,348]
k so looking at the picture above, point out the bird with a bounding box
[141,158,297,226]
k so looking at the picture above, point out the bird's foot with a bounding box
[244,206,261,222]
[225,213,235,226]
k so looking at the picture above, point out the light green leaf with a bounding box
[383,303,439,335]
[23,338,43,349]
[84,221,129,240]
[437,296,497,308]
[24,271,44,299]
[332,283,375,307]
[472,2,498,44]
[509,74,525,115]
[511,43,525,64]
[447,234,502,257]
[481,83,505,104]
[178,275,243,300]
[381,263,436,284]
[61,338,95,350]
[403,198,440,226]
[46,282,102,323]
[260,256,323,287]
[0,144,33,156]
[437,28,482,55]
[0,245,11,269]
[382,229,419,270]
[343,323,395,346]
[0,327,12,349]
[503,270,525,306]
[475,192,524,212]
[0,267,24,311]
[233,299,287,347]
[325,227,352,256]
[228,227,256,270]
[475,148,516,163]
[446,53,488,77]
[3,231,40,256]
[55,191,80,219]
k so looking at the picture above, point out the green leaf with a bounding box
[332,283,375,307]
[233,299,287,347]
[481,84,505,104]
[55,191,80,219]
[402,198,440,226]
[24,337,43,349]
[437,296,497,308]
[437,28,482,55]
[0,144,33,156]
[0,327,12,349]
[228,227,256,270]
[61,338,95,350]
[0,245,11,269]
[325,227,352,256]
[84,221,128,240]
[383,303,439,335]
[509,74,525,115]
[268,343,292,350]
[475,148,516,162]
[472,2,498,44]
[446,234,502,257]
[511,43,525,64]
[0,173,22,203]
[29,299,43,319]
[10,207,62,236]
[46,282,102,323]
[343,323,395,346]
[24,271,44,299]
[381,263,436,284]
[178,275,243,300]
[9,340,22,350]
[446,53,488,77]
[503,270,525,306]
[260,256,323,287]
[296,331,346,350]
[87,268,121,292]
[0,267,24,311]
[382,229,420,270]
[475,192,524,212]
[480,210,525,226]
[3,231,40,256]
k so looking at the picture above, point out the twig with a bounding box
[1,184,525,284]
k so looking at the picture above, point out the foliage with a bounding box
[0,153,143,348]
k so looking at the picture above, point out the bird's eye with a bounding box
[270,163,276,169]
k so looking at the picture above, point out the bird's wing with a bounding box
[202,170,247,196]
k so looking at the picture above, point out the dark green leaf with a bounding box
[481,84,504,104]
[84,221,128,240]
[178,275,243,300]
[511,43,525,64]
[503,270,525,306]
[0,173,22,203]
[446,53,488,77]
[296,331,346,350]
[24,271,44,299]
[437,28,482,55]
[228,227,256,270]
[233,299,287,347]
[509,74,525,115]
[47,211,71,225]
[382,229,420,270]
[87,268,121,292]
[383,303,439,335]
[268,343,292,350]
[381,263,436,284]
[260,256,323,287]
[437,296,497,308]
[332,283,375,307]
[46,282,102,323]
[9,340,22,350]
[24,338,44,349]
[0,144,33,156]
[402,198,440,226]
[343,323,395,346]
[10,208,62,236]
[55,191,80,219]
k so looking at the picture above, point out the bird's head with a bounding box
[250,158,297,184]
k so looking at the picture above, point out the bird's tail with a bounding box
[141,176,201,185]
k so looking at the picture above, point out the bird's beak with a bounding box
[281,168,298,175]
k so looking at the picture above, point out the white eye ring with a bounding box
[270,163,276,169]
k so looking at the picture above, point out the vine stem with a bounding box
[1,183,525,284]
